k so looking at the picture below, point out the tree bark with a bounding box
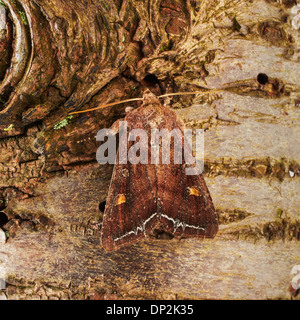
[0,0,299,300]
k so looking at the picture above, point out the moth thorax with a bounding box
[147,114,165,129]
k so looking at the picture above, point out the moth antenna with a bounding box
[68,97,143,115]
[158,89,224,99]
[68,89,224,116]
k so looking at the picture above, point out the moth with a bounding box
[71,89,219,251]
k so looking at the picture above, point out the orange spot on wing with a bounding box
[188,187,200,197]
[116,194,126,205]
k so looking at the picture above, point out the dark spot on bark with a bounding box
[142,74,160,87]
[99,201,106,213]
[0,211,8,229]
[257,73,269,85]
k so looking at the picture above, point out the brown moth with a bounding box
[96,89,218,251]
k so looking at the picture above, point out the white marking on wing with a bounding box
[113,212,158,243]
[161,214,205,232]
[114,211,206,243]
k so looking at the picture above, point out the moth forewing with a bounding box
[100,89,218,251]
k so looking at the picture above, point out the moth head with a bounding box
[142,89,161,108]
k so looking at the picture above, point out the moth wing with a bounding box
[159,163,218,238]
[101,161,158,251]
[101,97,218,251]
[154,121,218,239]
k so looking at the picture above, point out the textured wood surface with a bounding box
[0,0,300,300]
